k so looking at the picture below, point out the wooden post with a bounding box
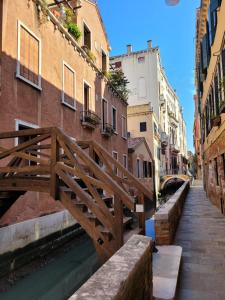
[114,195,124,249]
[138,193,146,235]
[50,131,60,200]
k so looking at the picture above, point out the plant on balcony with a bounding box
[211,114,221,127]
[65,7,73,24]
[82,112,100,126]
[108,70,130,101]
[67,22,82,41]
[102,124,114,136]
[37,0,49,24]
[86,49,96,63]
[81,46,96,62]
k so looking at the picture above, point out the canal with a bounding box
[0,233,99,300]
[0,184,182,300]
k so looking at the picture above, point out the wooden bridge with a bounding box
[0,127,153,262]
[160,174,191,190]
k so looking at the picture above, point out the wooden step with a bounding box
[85,212,98,226]
[123,216,133,227]
[101,196,113,206]
[97,225,113,241]
[71,199,87,212]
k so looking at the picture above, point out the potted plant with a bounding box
[67,22,82,41]
[211,114,221,127]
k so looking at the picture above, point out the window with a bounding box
[123,154,128,169]
[157,147,161,160]
[222,154,225,178]
[62,62,76,109]
[215,157,219,186]
[138,57,145,63]
[16,120,39,166]
[17,21,41,89]
[122,116,127,139]
[84,82,91,111]
[102,49,107,73]
[136,159,140,178]
[148,162,152,178]
[143,161,148,178]
[112,151,118,175]
[112,106,117,132]
[102,98,108,130]
[154,122,158,136]
[83,23,91,49]
[140,122,147,132]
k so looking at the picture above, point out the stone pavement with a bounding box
[175,180,225,300]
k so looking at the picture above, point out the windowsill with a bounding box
[113,131,118,135]
[16,73,42,91]
[122,136,127,140]
[61,100,76,111]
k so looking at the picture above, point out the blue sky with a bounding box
[98,0,200,152]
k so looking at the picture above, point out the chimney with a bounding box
[147,40,152,50]
[127,44,132,55]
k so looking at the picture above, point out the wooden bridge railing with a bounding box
[0,127,154,261]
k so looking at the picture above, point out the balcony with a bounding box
[168,112,178,125]
[161,132,169,146]
[80,111,101,129]
[170,143,180,154]
[101,123,114,137]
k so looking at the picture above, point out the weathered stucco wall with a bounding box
[0,210,76,255]
[69,234,153,300]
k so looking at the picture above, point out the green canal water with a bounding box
[0,235,99,300]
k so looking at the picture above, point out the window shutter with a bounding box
[222,49,225,77]
[214,76,219,114]
[210,0,221,12]
[209,0,221,44]
[63,64,75,107]
[201,34,208,71]
[19,26,39,86]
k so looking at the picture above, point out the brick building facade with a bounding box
[0,0,128,225]
[195,0,225,215]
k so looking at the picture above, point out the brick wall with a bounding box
[203,126,225,216]
[155,181,189,245]
[0,0,128,225]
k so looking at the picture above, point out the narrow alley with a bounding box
[175,181,225,300]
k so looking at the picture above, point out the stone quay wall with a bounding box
[69,235,153,300]
[155,181,190,245]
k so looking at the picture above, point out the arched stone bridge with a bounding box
[160,174,191,190]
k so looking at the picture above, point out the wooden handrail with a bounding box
[0,126,148,260]
[0,127,53,139]
[56,128,135,211]
[78,140,152,200]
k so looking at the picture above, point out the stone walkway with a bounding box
[175,180,225,300]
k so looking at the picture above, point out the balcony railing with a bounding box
[101,123,114,137]
[170,143,180,154]
[80,111,101,129]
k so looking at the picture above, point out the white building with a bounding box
[110,41,188,192]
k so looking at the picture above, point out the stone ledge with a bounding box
[153,246,182,300]
[155,181,189,245]
[69,235,153,300]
